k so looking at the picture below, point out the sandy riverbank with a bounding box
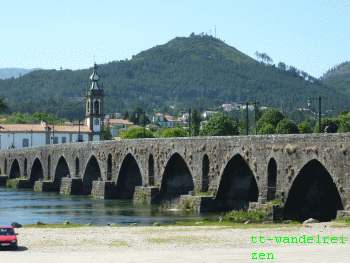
[1,222,349,263]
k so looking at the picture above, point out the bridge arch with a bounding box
[201,154,210,192]
[284,159,343,221]
[158,153,194,201]
[47,155,51,180]
[148,154,155,186]
[215,154,258,211]
[30,158,44,185]
[9,159,21,179]
[24,158,28,177]
[75,157,80,176]
[82,155,102,195]
[267,158,277,201]
[53,156,71,191]
[115,153,143,199]
[107,154,112,181]
[4,158,7,174]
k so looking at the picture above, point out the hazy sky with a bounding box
[1,0,349,77]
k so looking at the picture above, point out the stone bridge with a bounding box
[1,134,350,222]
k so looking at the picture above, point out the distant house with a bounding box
[105,118,134,137]
[202,111,218,120]
[152,113,183,128]
[178,112,189,123]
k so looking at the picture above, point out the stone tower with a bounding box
[85,63,104,141]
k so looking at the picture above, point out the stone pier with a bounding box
[6,178,32,189]
[34,181,56,192]
[91,181,117,199]
[0,175,8,186]
[133,186,160,205]
[60,178,83,195]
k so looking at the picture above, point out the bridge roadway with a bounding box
[0,134,350,221]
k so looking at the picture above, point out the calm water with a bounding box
[0,187,207,226]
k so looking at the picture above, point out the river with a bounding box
[0,187,207,226]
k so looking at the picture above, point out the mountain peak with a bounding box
[322,61,350,94]
[133,34,255,65]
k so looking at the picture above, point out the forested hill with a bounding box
[321,61,350,96]
[0,34,348,119]
[0,68,34,79]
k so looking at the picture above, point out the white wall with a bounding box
[0,132,90,150]
[0,133,46,150]
[47,132,90,144]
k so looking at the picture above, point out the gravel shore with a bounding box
[1,223,349,262]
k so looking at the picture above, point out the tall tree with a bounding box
[257,108,285,134]
[0,97,8,113]
[190,109,201,136]
[200,113,239,136]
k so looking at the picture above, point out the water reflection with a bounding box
[0,187,205,225]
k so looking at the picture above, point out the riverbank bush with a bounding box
[224,209,268,223]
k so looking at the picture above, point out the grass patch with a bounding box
[332,218,350,227]
[110,240,129,247]
[24,223,86,228]
[148,235,215,244]
[173,218,300,228]
[223,209,268,223]
[195,192,213,197]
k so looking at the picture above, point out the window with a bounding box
[62,137,67,144]
[53,137,58,144]
[77,134,83,142]
[22,138,29,148]
[94,100,100,114]
[94,119,100,125]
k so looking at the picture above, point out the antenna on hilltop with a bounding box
[214,25,217,38]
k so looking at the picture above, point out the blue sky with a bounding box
[0,0,349,77]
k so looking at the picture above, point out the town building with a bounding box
[152,113,184,128]
[0,64,104,150]
[104,118,134,137]
[201,110,218,120]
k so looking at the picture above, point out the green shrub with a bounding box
[157,127,188,138]
[224,209,268,223]
[120,127,154,139]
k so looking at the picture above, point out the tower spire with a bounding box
[85,63,105,141]
[90,63,100,90]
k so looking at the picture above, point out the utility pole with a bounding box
[318,96,322,133]
[253,101,258,135]
[143,113,146,137]
[308,97,322,133]
[246,102,249,135]
[188,108,192,136]
[77,120,81,142]
[52,123,55,144]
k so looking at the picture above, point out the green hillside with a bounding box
[322,61,350,95]
[0,34,348,119]
[0,68,34,79]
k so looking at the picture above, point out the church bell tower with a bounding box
[86,63,104,141]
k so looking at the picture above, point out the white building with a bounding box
[0,64,105,150]
[152,113,183,128]
[104,118,134,137]
[201,111,218,120]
